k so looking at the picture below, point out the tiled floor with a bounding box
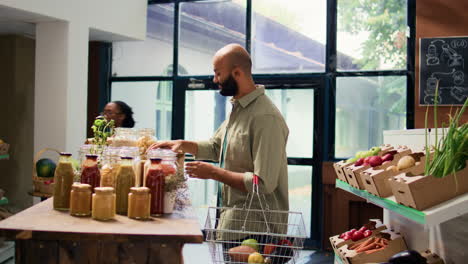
[183,243,334,264]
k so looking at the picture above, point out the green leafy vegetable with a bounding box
[425,82,468,178]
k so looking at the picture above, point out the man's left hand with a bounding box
[185,161,219,180]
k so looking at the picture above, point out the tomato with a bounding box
[363,230,372,237]
[278,239,293,247]
[351,231,364,241]
[263,244,277,255]
[358,226,368,232]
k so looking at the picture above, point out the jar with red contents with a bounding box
[145,158,165,216]
[81,154,101,192]
[159,149,178,177]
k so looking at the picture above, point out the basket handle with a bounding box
[242,174,271,233]
[33,148,61,177]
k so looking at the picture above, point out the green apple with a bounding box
[241,238,259,252]
[369,147,381,155]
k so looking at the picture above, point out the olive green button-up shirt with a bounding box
[195,85,289,240]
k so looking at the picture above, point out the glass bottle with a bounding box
[70,183,92,216]
[160,149,178,177]
[100,147,120,188]
[53,152,75,210]
[115,157,136,215]
[111,128,138,147]
[120,147,141,187]
[136,128,157,159]
[145,158,165,216]
[78,145,93,172]
[81,154,101,192]
[128,187,151,220]
[92,187,116,221]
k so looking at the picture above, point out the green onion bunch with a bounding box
[425,82,468,178]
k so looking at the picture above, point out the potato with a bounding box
[386,165,398,173]
[397,156,416,171]
[228,245,257,262]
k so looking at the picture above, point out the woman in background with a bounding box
[102,101,135,128]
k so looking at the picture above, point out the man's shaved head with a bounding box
[214,43,252,75]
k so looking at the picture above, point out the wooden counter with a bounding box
[0,198,203,264]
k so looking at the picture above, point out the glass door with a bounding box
[174,76,324,247]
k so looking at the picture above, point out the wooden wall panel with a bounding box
[415,0,468,128]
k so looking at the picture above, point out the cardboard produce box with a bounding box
[336,144,394,185]
[421,249,445,264]
[338,231,408,264]
[334,160,354,183]
[330,219,386,256]
[389,161,468,211]
[344,146,410,190]
[361,151,426,198]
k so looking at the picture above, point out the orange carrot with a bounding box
[354,237,374,251]
[348,243,360,250]
[365,247,385,254]
[356,242,379,253]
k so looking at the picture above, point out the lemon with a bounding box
[248,252,264,264]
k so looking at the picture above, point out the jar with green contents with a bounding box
[92,187,116,220]
[115,157,136,215]
[53,152,75,211]
[70,183,91,216]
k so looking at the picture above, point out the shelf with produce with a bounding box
[0,154,9,160]
[0,197,8,206]
[336,179,468,227]
[334,254,343,264]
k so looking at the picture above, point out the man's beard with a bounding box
[219,74,238,97]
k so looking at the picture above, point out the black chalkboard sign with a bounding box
[420,37,468,105]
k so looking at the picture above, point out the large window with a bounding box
[179,1,246,75]
[337,0,408,71]
[112,4,174,77]
[335,76,407,158]
[109,0,415,248]
[251,0,327,73]
[111,81,173,140]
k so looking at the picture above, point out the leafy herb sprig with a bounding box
[90,116,115,155]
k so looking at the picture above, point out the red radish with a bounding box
[342,234,351,241]
[349,229,357,234]
[358,226,368,232]
[369,156,383,167]
[363,230,372,237]
[355,158,365,166]
[351,231,364,241]
[382,153,394,162]
[387,150,398,155]
[339,233,346,239]
[363,157,371,164]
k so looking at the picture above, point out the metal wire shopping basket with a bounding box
[204,175,307,264]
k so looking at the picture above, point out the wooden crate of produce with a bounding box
[361,152,425,198]
[389,161,468,211]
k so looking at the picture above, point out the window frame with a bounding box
[107,0,416,249]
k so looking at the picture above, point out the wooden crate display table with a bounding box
[0,198,203,264]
